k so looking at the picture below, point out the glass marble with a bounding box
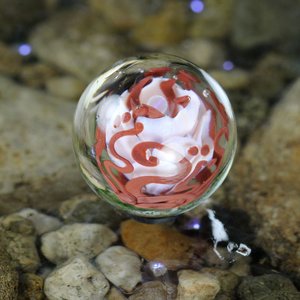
[73,54,237,219]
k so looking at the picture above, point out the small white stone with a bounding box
[177,270,220,300]
[95,246,142,292]
[41,223,117,264]
[17,208,62,235]
[44,255,109,300]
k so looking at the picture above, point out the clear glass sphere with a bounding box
[73,54,237,219]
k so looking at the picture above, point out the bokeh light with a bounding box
[190,0,205,13]
[223,60,235,71]
[18,43,32,56]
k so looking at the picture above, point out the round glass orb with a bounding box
[73,54,237,220]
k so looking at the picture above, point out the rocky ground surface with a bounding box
[0,0,300,299]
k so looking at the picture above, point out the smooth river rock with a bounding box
[121,219,202,270]
[0,76,87,215]
[17,208,62,235]
[41,223,117,264]
[96,246,142,292]
[177,270,220,300]
[44,255,109,300]
[231,0,300,53]
[225,79,300,281]
[59,193,124,229]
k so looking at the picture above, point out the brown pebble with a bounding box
[18,273,44,300]
[121,219,206,270]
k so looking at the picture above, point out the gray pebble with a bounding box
[177,270,220,300]
[44,255,109,300]
[17,208,62,235]
[41,223,117,264]
[59,193,124,229]
[95,246,142,292]
[237,274,300,300]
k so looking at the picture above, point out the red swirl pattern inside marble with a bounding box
[94,68,229,209]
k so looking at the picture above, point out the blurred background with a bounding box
[1,0,300,141]
[0,0,300,298]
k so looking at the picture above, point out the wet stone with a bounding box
[121,219,203,270]
[201,268,240,299]
[0,42,22,76]
[17,208,62,235]
[44,255,110,300]
[95,246,142,292]
[0,0,46,40]
[250,53,298,99]
[41,223,117,264]
[128,281,170,300]
[232,0,300,52]
[225,79,300,280]
[229,93,268,143]
[18,273,44,300]
[0,249,19,300]
[237,274,300,300]
[0,214,36,236]
[177,270,220,300]
[19,62,59,88]
[189,0,235,40]
[45,76,85,100]
[229,256,251,277]
[164,39,225,69]
[0,228,40,273]
[0,76,87,215]
[209,69,251,91]
[30,9,124,82]
[59,193,124,229]
[106,287,127,300]
[132,1,187,49]
[88,0,156,31]
[202,247,230,269]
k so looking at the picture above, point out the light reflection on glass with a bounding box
[149,261,167,277]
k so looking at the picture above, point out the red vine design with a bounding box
[94,67,229,209]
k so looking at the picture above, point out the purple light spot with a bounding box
[190,0,205,13]
[223,61,234,71]
[185,218,201,230]
[18,44,32,56]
